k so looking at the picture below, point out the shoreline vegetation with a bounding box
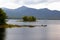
[0,24,47,28]
[0,24,35,28]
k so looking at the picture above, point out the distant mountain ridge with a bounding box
[3,6,60,19]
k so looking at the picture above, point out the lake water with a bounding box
[4,19,60,40]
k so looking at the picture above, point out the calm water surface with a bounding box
[5,19,60,40]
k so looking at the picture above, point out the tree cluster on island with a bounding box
[22,16,36,22]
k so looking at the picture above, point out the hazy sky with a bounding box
[0,0,60,10]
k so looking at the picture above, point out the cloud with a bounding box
[47,0,60,3]
[2,3,22,9]
[0,0,22,9]
[14,0,60,5]
[23,0,46,5]
[25,3,47,9]
[0,0,60,10]
[47,2,60,10]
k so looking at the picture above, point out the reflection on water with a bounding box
[0,28,5,40]
[5,27,48,40]
[5,24,60,40]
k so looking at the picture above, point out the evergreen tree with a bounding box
[0,8,7,25]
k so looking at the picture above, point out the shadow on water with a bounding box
[0,28,5,40]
